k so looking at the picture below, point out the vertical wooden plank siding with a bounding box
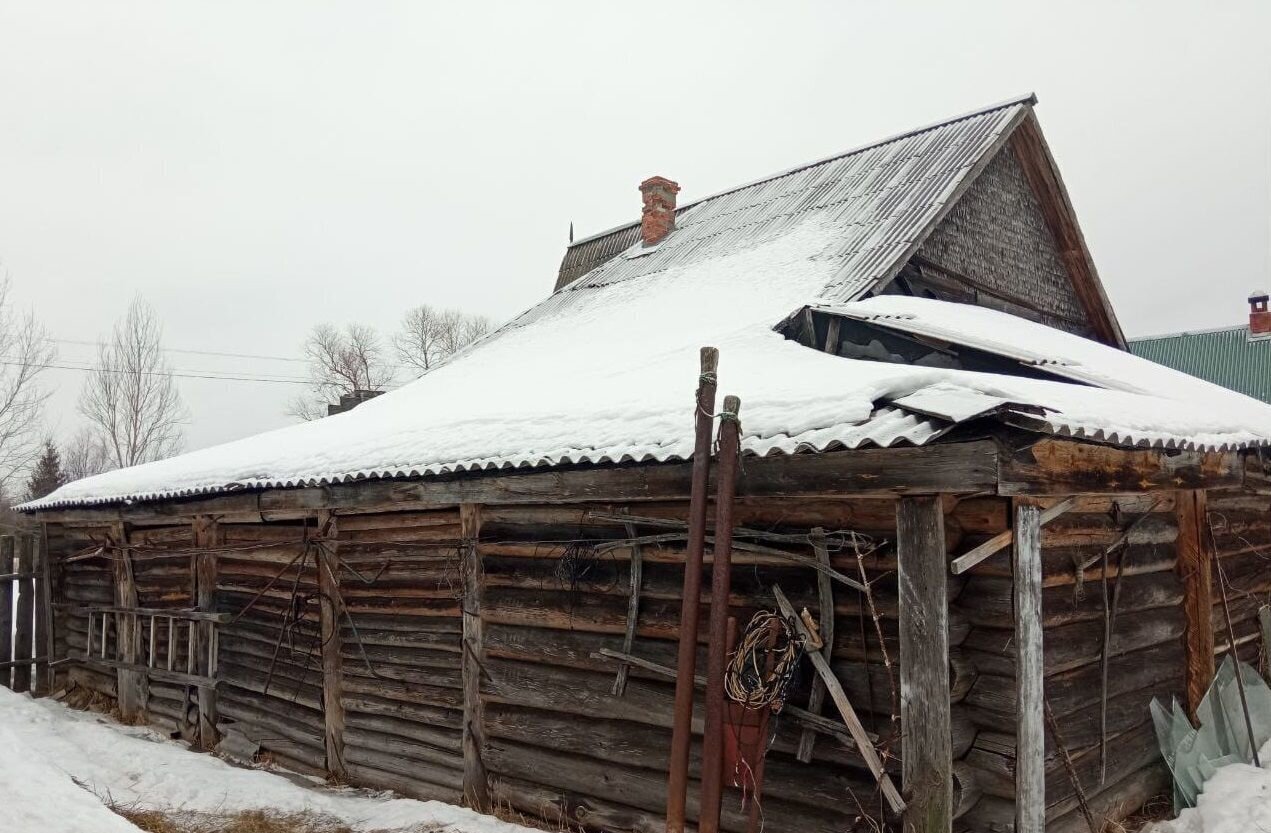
[1176,490,1215,718]
[33,530,52,695]
[13,534,35,693]
[193,516,221,748]
[111,522,146,719]
[897,497,952,833]
[317,511,347,779]
[461,503,490,811]
[1013,503,1045,833]
[0,535,13,689]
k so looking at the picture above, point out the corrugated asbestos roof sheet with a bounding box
[553,95,1033,296]
[1130,327,1271,404]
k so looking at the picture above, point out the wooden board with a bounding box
[1176,490,1215,718]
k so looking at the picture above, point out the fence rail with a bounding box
[1,531,53,694]
[79,606,224,688]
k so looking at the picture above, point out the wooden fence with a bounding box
[0,531,53,694]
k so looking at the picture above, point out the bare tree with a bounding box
[0,275,53,490]
[78,297,187,468]
[62,427,113,482]
[289,323,394,420]
[394,305,492,376]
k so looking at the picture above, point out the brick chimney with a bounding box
[639,176,680,246]
[1250,290,1271,339]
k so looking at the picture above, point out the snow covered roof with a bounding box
[25,101,1271,512]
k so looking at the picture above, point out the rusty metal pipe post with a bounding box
[665,347,719,833]
[698,395,742,833]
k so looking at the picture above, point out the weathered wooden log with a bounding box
[343,761,463,805]
[1013,503,1044,833]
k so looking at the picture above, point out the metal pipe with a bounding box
[698,395,742,833]
[666,347,719,833]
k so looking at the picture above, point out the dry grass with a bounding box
[1104,792,1175,832]
[115,808,360,833]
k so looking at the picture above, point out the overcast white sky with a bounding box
[1,0,1268,456]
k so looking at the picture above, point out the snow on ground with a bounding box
[1148,739,1271,833]
[0,688,533,833]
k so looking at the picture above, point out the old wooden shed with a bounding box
[15,95,1271,833]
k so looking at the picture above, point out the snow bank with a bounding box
[0,688,533,833]
[1148,739,1271,833]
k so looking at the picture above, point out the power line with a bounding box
[1,359,315,386]
[46,337,308,364]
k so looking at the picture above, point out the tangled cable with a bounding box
[724,611,803,711]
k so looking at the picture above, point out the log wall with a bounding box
[40,486,1240,833]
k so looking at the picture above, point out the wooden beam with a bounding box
[1013,502,1045,833]
[999,437,1241,496]
[316,511,346,780]
[796,529,836,763]
[611,519,642,697]
[0,536,13,689]
[950,497,1075,574]
[1176,490,1215,719]
[31,441,1002,524]
[13,534,34,693]
[774,584,905,814]
[897,497,952,833]
[192,516,220,749]
[110,522,146,719]
[33,528,53,696]
[461,503,490,812]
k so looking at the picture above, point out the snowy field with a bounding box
[0,688,534,833]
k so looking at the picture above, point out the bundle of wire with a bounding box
[724,610,803,710]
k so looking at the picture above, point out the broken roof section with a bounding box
[24,99,1263,511]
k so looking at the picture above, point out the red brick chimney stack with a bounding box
[1250,290,1271,339]
[639,176,681,246]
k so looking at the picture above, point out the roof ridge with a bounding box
[567,93,1038,249]
[1130,324,1250,341]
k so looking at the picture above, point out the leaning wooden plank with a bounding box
[773,584,905,814]
[796,529,835,763]
[950,497,1075,575]
[897,497,952,833]
[1014,502,1046,833]
[612,520,642,696]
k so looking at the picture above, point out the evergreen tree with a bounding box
[24,440,66,502]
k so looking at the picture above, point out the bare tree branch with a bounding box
[62,426,114,482]
[394,304,491,376]
[78,296,187,468]
[289,322,394,420]
[0,275,54,489]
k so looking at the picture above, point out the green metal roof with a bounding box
[1129,326,1271,403]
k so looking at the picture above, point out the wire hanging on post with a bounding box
[724,611,803,711]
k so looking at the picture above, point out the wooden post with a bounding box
[460,502,491,811]
[111,522,145,720]
[192,516,220,748]
[1176,490,1215,719]
[33,530,53,696]
[13,534,34,693]
[1013,502,1045,833]
[0,536,13,689]
[796,528,835,763]
[1259,606,1271,685]
[897,497,952,833]
[316,511,346,780]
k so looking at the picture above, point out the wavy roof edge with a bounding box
[566,92,1039,250]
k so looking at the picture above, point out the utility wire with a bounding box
[46,336,308,364]
[0,358,313,386]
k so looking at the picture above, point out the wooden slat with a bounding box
[38,526,55,694]
[13,535,34,693]
[317,511,346,778]
[1013,502,1045,833]
[461,503,490,811]
[1176,490,1215,718]
[897,497,952,833]
[611,520,642,697]
[0,536,13,689]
